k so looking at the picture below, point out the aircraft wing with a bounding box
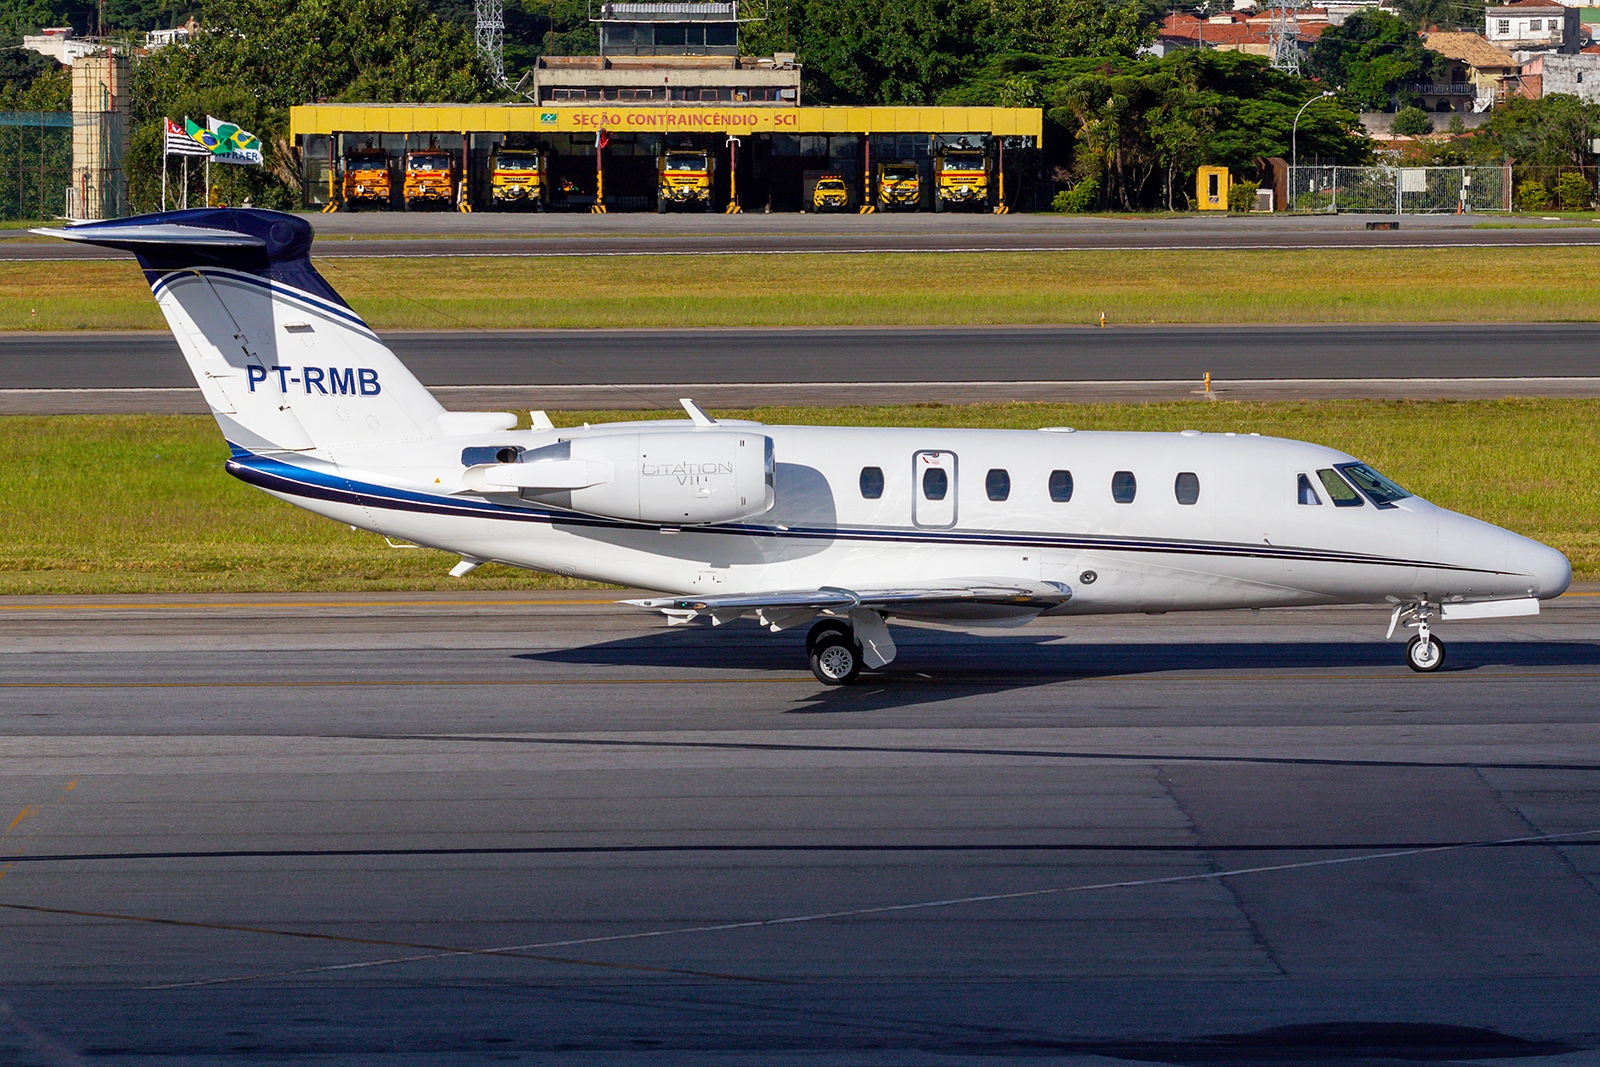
[624,579,1071,629]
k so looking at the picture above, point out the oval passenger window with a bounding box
[923,467,948,501]
[859,466,884,499]
[986,468,1010,501]
[1112,470,1137,503]
[1175,472,1199,505]
[1049,469,1073,502]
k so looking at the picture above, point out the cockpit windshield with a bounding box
[1335,462,1411,508]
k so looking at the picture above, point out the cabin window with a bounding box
[1336,462,1411,509]
[922,467,949,500]
[1048,469,1074,502]
[1297,473,1322,505]
[859,466,884,499]
[1111,470,1137,503]
[1317,468,1364,507]
[986,468,1011,501]
[1174,472,1200,505]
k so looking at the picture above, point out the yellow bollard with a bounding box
[1098,312,1106,328]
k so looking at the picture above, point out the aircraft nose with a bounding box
[1508,532,1571,599]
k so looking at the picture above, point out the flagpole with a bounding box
[204,155,210,207]
[162,148,167,211]
[182,156,188,210]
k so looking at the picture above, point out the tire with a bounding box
[1406,634,1446,672]
[806,619,851,657]
[810,632,862,686]
[935,197,944,213]
[657,200,667,214]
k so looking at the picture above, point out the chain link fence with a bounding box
[1288,165,1511,214]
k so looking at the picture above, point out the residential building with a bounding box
[1155,10,1327,56]
[1514,51,1600,99]
[1485,0,1580,54]
[22,27,101,66]
[1420,32,1520,110]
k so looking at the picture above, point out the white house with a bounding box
[1485,0,1580,54]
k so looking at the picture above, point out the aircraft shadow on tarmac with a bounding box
[527,624,1600,706]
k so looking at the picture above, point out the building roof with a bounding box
[1486,0,1568,11]
[1158,11,1325,45]
[1422,30,1520,68]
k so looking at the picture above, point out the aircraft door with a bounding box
[913,450,957,528]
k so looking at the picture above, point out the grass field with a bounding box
[11,247,1600,330]
[1,399,1595,594]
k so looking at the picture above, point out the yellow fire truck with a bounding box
[489,147,546,210]
[876,162,922,211]
[657,149,713,212]
[934,147,989,212]
[341,149,392,210]
[812,174,850,212]
[402,149,457,210]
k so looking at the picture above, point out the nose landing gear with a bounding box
[1390,599,1446,672]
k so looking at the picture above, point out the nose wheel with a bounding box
[807,620,862,686]
[1406,633,1446,672]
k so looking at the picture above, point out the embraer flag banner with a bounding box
[164,118,209,157]
[183,115,263,165]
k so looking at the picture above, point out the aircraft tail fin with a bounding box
[34,209,481,453]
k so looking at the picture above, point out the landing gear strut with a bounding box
[1390,599,1446,673]
[806,619,861,686]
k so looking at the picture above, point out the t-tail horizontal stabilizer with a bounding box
[34,209,450,453]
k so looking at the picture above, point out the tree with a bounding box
[1391,105,1434,135]
[1473,93,1600,166]
[1308,9,1434,111]
[125,0,490,210]
[1390,0,1484,32]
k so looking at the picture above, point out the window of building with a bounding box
[1531,18,1544,30]
[1174,472,1200,505]
[1297,473,1322,505]
[1497,18,1510,32]
[1048,469,1073,502]
[1317,468,1364,507]
[859,466,884,499]
[1111,470,1137,503]
[922,467,948,501]
[985,468,1010,501]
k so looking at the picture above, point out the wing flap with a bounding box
[624,579,1071,629]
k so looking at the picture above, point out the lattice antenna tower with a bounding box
[1267,0,1302,74]
[475,0,507,87]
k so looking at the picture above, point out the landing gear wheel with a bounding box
[1406,634,1446,672]
[810,632,862,686]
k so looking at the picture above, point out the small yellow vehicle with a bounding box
[877,161,921,211]
[812,174,850,212]
[403,149,456,210]
[657,149,713,212]
[489,148,545,210]
[341,149,392,210]
[934,148,989,212]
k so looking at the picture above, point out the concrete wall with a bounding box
[1528,52,1600,101]
[69,53,128,220]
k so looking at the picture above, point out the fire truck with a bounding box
[934,147,990,211]
[341,148,392,210]
[657,149,713,212]
[489,147,546,210]
[402,148,457,210]
[876,162,922,211]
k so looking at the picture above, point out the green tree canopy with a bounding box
[1308,9,1434,110]
[1471,93,1600,166]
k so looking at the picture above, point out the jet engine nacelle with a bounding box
[488,431,775,525]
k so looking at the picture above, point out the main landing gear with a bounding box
[806,619,862,685]
[1390,598,1446,673]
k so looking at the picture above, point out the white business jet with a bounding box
[41,209,1570,684]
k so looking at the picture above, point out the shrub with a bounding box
[1052,176,1099,212]
[1517,179,1551,211]
[1228,179,1260,213]
[1391,107,1435,137]
[1557,171,1593,211]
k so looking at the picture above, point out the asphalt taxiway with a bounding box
[6,323,1600,413]
[11,210,1600,259]
[3,591,1600,1063]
